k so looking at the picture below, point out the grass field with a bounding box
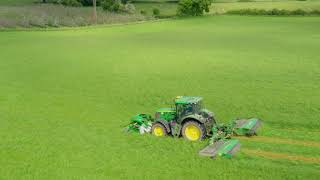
[1,16,320,179]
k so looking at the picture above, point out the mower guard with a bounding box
[199,139,240,158]
[234,118,261,136]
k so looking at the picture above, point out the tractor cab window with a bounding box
[185,104,193,113]
[194,101,203,112]
[176,103,195,118]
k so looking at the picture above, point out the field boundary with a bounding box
[0,18,175,32]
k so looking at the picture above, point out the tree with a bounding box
[42,0,47,3]
[93,0,97,23]
[177,0,212,16]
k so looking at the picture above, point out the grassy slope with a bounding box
[0,16,320,179]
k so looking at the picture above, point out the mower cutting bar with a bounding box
[199,139,240,158]
[199,140,225,157]
[234,118,262,136]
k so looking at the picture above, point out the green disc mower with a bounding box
[125,96,262,159]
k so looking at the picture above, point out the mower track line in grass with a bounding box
[238,136,320,148]
[242,148,320,164]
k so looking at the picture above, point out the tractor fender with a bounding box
[154,119,171,133]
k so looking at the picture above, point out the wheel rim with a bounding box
[153,127,164,136]
[184,124,201,141]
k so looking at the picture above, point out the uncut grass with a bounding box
[0,16,320,179]
[0,5,147,28]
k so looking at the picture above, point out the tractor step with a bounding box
[234,118,262,136]
[199,139,241,158]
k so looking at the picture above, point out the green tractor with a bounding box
[125,96,261,158]
[151,96,215,141]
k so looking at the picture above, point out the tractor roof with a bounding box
[175,96,203,104]
[156,108,175,113]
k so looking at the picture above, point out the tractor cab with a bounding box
[175,96,203,119]
[154,97,205,122]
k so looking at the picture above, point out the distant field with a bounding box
[134,1,320,16]
[211,1,320,14]
[0,16,320,179]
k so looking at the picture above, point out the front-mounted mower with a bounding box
[125,96,262,159]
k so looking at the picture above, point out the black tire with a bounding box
[181,120,206,141]
[151,122,167,137]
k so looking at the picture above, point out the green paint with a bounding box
[156,108,175,113]
[235,118,260,135]
[217,139,240,158]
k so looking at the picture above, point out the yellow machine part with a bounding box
[184,124,201,141]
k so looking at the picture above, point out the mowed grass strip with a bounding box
[238,136,320,148]
[242,148,320,164]
[258,125,320,142]
[239,138,320,160]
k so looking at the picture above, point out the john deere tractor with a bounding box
[125,96,261,158]
[151,96,215,141]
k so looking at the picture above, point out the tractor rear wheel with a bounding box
[182,121,206,141]
[151,122,167,137]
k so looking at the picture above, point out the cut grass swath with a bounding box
[238,136,320,148]
[242,148,320,164]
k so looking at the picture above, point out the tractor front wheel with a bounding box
[182,121,206,141]
[151,123,167,137]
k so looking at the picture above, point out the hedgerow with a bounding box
[227,8,320,16]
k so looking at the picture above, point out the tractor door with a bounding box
[176,104,183,120]
[176,104,189,121]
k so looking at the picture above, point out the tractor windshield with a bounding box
[194,101,203,112]
[176,101,203,118]
[191,100,204,114]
